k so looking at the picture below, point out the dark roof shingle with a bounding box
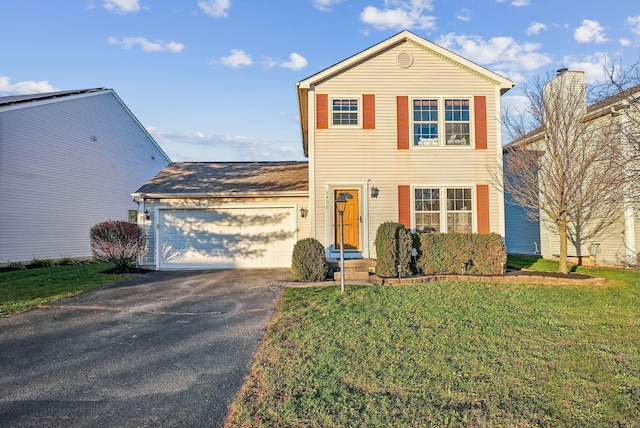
[134,161,309,196]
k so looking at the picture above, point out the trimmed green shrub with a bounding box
[291,238,328,281]
[375,222,412,278]
[30,258,54,268]
[417,233,506,275]
[58,257,78,266]
[7,261,26,271]
[90,220,147,269]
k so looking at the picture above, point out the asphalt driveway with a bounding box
[0,269,289,427]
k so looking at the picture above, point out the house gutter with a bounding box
[131,191,309,199]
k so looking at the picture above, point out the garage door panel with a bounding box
[158,208,296,268]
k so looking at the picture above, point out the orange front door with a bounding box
[335,189,359,250]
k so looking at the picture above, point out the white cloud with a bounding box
[627,16,640,36]
[620,38,632,46]
[562,53,610,83]
[574,19,608,44]
[511,0,529,6]
[456,8,471,22]
[218,49,253,67]
[147,126,302,162]
[0,75,59,95]
[360,0,436,31]
[527,22,547,35]
[108,36,184,53]
[198,0,230,17]
[278,53,308,71]
[102,0,140,14]
[436,33,552,80]
[312,0,343,11]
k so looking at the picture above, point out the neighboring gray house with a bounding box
[0,88,171,264]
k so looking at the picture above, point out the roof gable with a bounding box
[297,30,515,92]
[134,161,309,197]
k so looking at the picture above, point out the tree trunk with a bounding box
[557,220,569,274]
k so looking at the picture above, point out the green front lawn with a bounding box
[226,258,640,427]
[0,263,141,316]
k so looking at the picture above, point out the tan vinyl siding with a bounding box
[139,196,310,267]
[309,41,504,254]
[539,214,630,266]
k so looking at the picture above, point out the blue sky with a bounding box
[1,0,639,162]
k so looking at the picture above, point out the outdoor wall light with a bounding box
[300,207,308,218]
[370,186,380,198]
[144,210,150,220]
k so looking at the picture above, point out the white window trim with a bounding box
[329,95,362,128]
[409,96,475,149]
[410,185,477,233]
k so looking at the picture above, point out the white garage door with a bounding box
[157,207,296,269]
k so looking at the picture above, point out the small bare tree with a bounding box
[598,61,640,206]
[502,71,625,274]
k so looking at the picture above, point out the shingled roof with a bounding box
[133,161,309,197]
[0,88,107,108]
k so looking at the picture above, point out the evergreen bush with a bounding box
[374,222,412,277]
[418,233,506,275]
[291,238,328,281]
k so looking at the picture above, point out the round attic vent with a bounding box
[397,52,414,68]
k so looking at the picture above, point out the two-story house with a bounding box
[134,31,515,270]
[297,30,515,260]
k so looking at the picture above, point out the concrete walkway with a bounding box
[0,269,289,428]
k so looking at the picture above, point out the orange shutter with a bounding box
[398,185,411,228]
[476,184,490,234]
[474,96,487,149]
[397,96,409,149]
[363,94,375,129]
[316,94,328,129]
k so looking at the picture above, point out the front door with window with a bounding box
[334,189,359,250]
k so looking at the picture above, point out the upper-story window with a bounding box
[332,99,358,125]
[445,99,470,146]
[411,97,471,147]
[413,99,438,146]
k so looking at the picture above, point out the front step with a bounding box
[329,258,376,281]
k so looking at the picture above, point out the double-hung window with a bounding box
[446,188,472,232]
[414,187,473,233]
[414,188,440,232]
[332,98,358,125]
[413,99,438,146]
[445,99,470,145]
[411,97,471,147]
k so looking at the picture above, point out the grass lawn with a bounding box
[0,263,141,316]
[226,257,640,427]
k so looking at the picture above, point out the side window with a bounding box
[444,99,470,146]
[413,99,438,146]
[332,99,358,125]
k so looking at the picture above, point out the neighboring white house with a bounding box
[0,88,171,264]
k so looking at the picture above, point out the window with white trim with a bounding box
[411,97,471,147]
[446,188,472,232]
[445,99,470,145]
[413,99,438,146]
[414,187,473,233]
[414,188,440,232]
[332,98,358,125]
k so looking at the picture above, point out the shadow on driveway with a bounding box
[0,269,290,427]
